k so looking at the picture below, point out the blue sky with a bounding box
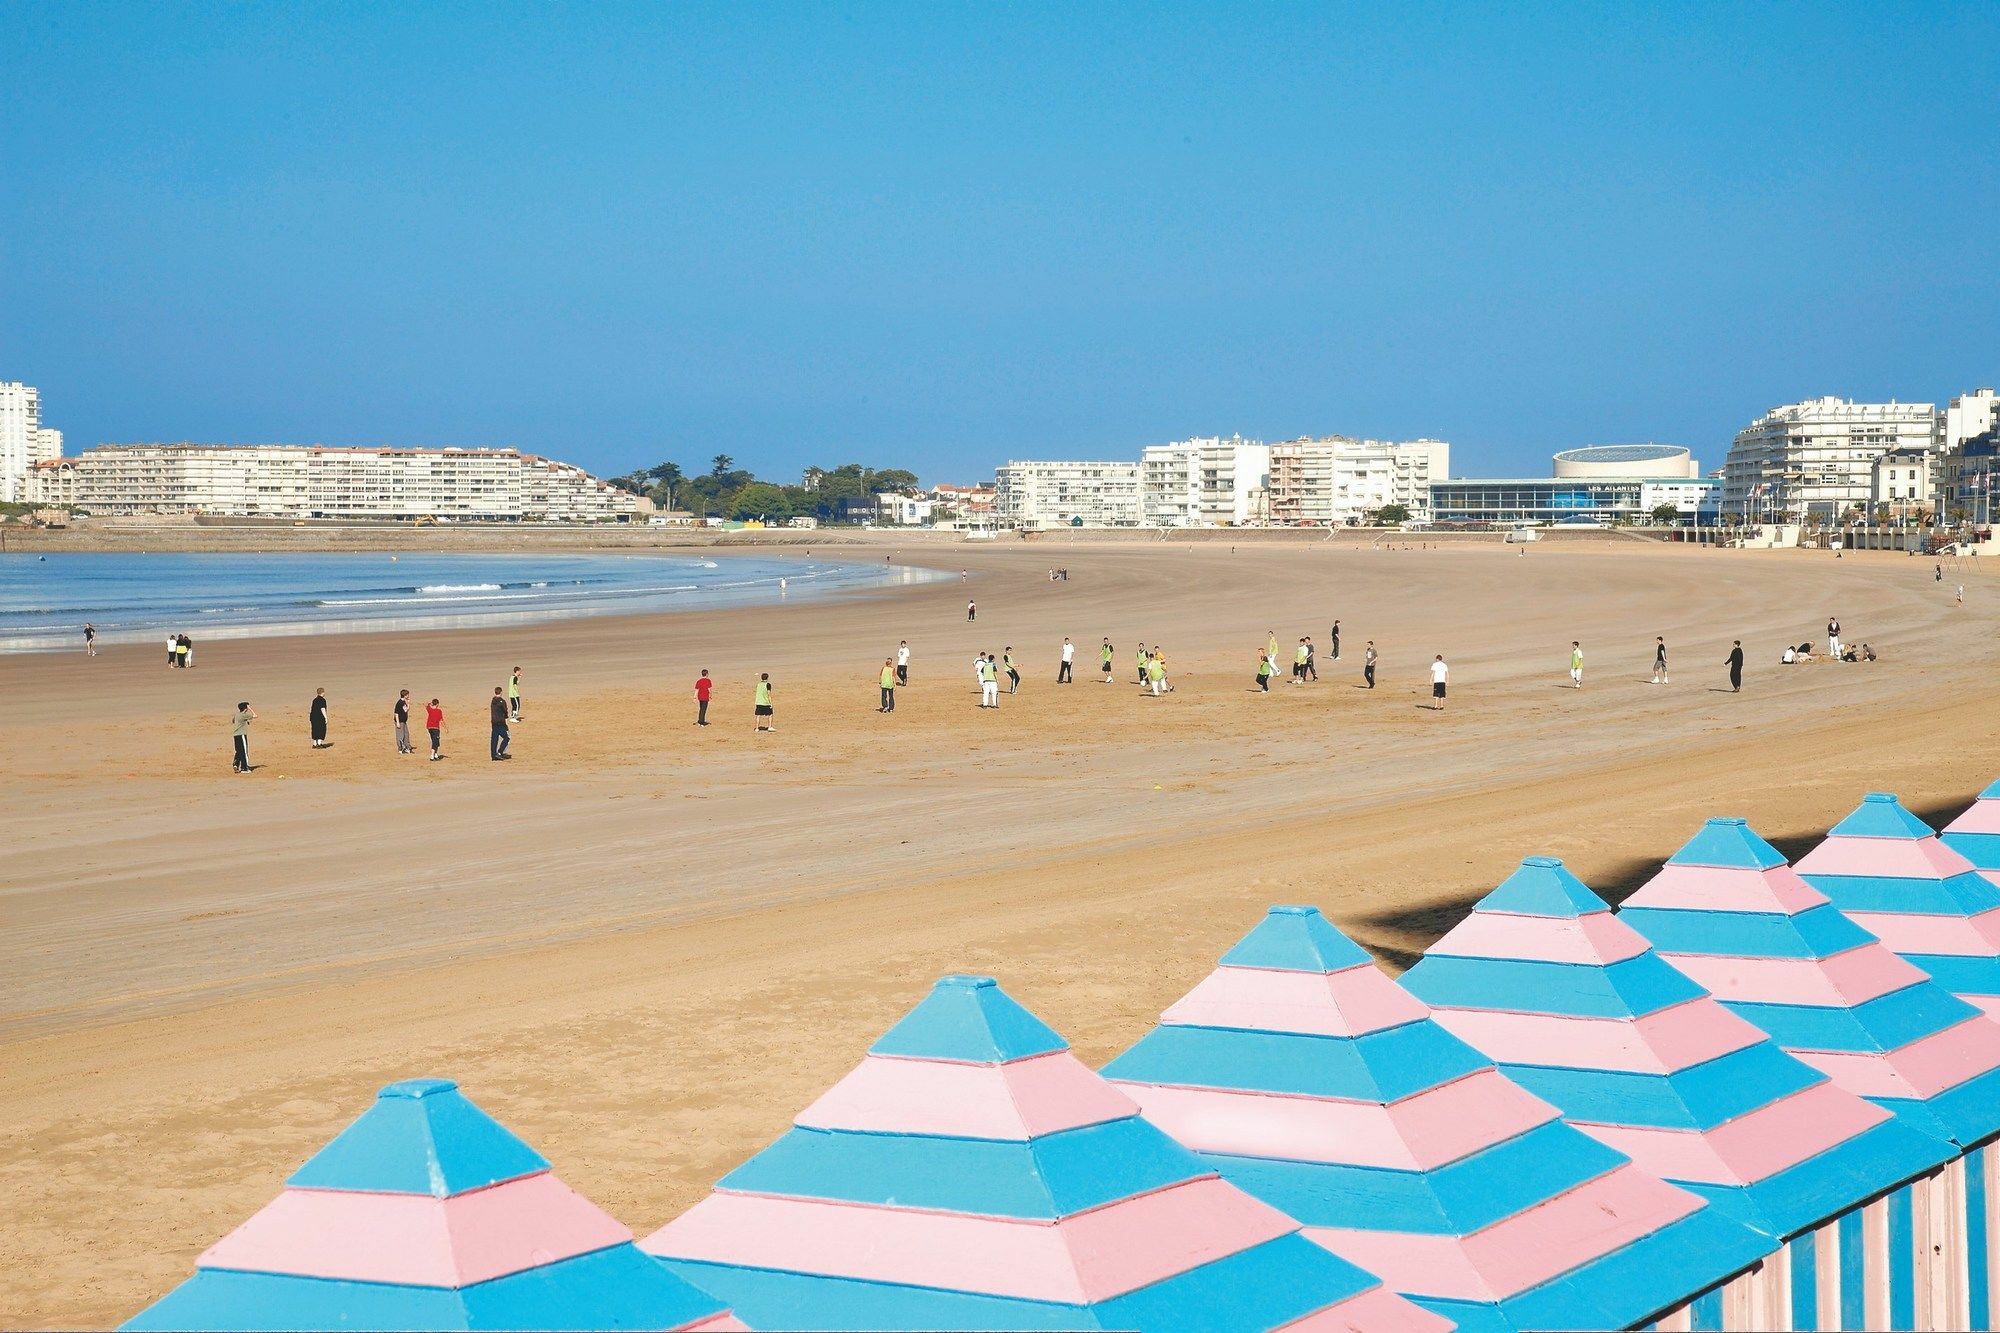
[4,3,1996,483]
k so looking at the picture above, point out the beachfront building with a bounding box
[1721,397,1937,523]
[0,380,63,504]
[994,459,1141,527]
[26,458,78,509]
[58,443,639,522]
[1266,436,1448,525]
[1938,389,2000,524]
[1139,435,1271,527]
[1871,447,1933,521]
[1430,445,1716,524]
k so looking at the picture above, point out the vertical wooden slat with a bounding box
[1692,1285,1726,1331]
[1792,1230,1819,1331]
[1914,1171,1938,1331]
[1768,1242,1794,1332]
[1867,1196,1893,1331]
[1657,1302,1694,1332]
[1891,1182,1916,1330]
[1971,1146,1992,1332]
[1939,1158,1971,1331]
[1986,1144,2000,1331]
[1842,1206,1868,1330]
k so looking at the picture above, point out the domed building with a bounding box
[1430,444,1717,525]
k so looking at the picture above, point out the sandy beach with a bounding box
[3,536,1994,1327]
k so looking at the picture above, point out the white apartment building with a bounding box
[1942,388,2000,453]
[1721,397,1937,521]
[59,444,637,521]
[1139,435,1271,527]
[1,381,63,503]
[1267,436,1448,524]
[995,460,1141,528]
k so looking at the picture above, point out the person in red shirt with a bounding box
[694,669,713,726]
[424,698,445,761]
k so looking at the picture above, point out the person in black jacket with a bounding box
[1725,640,1744,693]
[309,688,330,747]
[490,687,511,760]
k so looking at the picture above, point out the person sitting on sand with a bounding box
[1861,643,1877,661]
[1782,645,1796,665]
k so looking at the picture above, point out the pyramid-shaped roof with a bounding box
[1797,793,2000,1019]
[1626,817,2000,1151]
[642,975,1448,1332]
[1402,860,1952,1240]
[1941,779,2000,873]
[1103,906,1774,1332]
[124,1079,740,1332]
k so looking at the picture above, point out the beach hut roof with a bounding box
[1624,817,2000,1151]
[1797,794,2000,1021]
[1104,906,1774,1333]
[1943,781,2000,874]
[124,1079,739,1332]
[1403,859,1952,1240]
[643,974,1447,1333]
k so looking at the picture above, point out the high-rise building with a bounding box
[993,459,1141,527]
[53,443,638,521]
[1720,398,1936,521]
[1139,435,1271,527]
[1267,436,1448,524]
[1942,388,2000,453]
[0,381,59,503]
[1939,388,2000,522]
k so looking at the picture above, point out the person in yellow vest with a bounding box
[878,658,896,713]
[754,673,775,731]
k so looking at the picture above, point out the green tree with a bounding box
[1376,503,1412,525]
[873,468,920,494]
[1650,503,1680,524]
[732,482,791,520]
[710,454,735,478]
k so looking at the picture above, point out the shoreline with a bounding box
[0,549,952,654]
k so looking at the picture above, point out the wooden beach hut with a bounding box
[123,1078,740,1332]
[1101,905,1777,1332]
[641,974,1446,1332]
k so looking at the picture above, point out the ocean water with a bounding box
[0,552,945,652]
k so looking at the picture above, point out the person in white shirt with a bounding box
[1430,655,1449,710]
[1058,638,1074,684]
[1569,641,1583,689]
[896,640,910,685]
[166,632,178,670]
[979,653,1000,708]
[1827,617,1842,659]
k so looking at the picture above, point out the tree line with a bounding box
[608,456,921,522]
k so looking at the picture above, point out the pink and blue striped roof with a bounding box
[1941,778,2000,875]
[1102,906,1775,1333]
[123,1078,741,1332]
[1796,792,2000,1020]
[1624,816,2000,1151]
[1401,857,1950,1241]
[642,974,1447,1332]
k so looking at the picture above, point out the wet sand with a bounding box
[3,538,1993,1326]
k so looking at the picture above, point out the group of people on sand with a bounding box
[228,667,522,772]
[164,632,194,668]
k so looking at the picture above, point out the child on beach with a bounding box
[231,702,256,773]
[754,673,775,731]
[425,698,444,760]
[1100,638,1114,683]
[508,667,523,722]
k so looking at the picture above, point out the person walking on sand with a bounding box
[1100,638,1115,683]
[166,631,178,669]
[1363,641,1377,689]
[508,667,523,722]
[1958,583,1966,606]
[879,658,897,713]
[1569,641,1583,689]
[425,698,445,760]
[1004,647,1020,694]
[1266,631,1279,670]
[896,640,910,685]
[1304,638,1317,681]
[1058,637,1074,683]
[754,673,775,731]
[309,688,331,747]
[1651,637,1669,685]
[1255,650,1274,692]
[1430,655,1449,710]
[979,653,1000,708]
[1725,640,1744,693]
[695,668,712,725]
[490,687,511,760]
[1330,620,1341,660]
[1827,617,1842,659]
[1147,651,1167,697]
[967,598,976,622]
[84,622,96,657]
[393,689,414,754]
[182,634,195,668]
[231,701,257,773]
[1291,638,1309,685]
